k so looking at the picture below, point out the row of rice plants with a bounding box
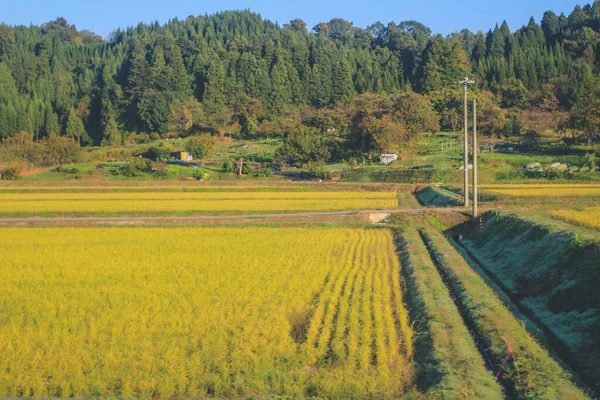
[303,229,414,397]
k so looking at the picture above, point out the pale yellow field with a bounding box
[481,184,600,188]
[0,191,396,201]
[484,187,600,197]
[0,198,397,213]
[550,207,600,229]
[0,227,412,398]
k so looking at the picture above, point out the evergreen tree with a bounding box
[0,6,597,142]
[202,59,226,114]
[331,58,354,103]
[65,108,85,143]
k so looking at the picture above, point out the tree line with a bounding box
[1,4,600,154]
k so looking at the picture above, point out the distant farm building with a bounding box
[171,151,193,161]
[380,154,398,166]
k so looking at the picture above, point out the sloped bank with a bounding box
[415,186,463,207]
[450,212,600,395]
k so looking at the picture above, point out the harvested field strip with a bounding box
[480,184,600,188]
[397,228,503,399]
[0,198,398,213]
[420,228,589,399]
[484,188,600,197]
[550,206,600,229]
[0,186,317,192]
[0,227,412,398]
[0,191,397,201]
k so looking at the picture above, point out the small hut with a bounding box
[170,151,193,161]
[380,154,398,166]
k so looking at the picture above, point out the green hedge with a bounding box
[341,168,462,183]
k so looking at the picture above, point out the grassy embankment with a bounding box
[395,228,504,399]
[420,227,589,399]
[454,212,600,394]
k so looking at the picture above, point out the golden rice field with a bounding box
[481,184,600,188]
[483,184,600,197]
[0,227,413,398]
[0,191,398,214]
[0,191,396,201]
[485,185,600,197]
[550,207,600,229]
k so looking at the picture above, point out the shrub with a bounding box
[222,159,235,173]
[255,163,273,177]
[242,162,252,175]
[186,135,218,165]
[53,166,80,174]
[42,134,81,166]
[0,165,23,180]
[143,146,171,162]
[112,159,155,177]
[0,132,45,166]
[299,163,332,181]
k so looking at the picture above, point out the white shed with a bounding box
[380,154,398,166]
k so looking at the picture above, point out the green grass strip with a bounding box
[395,228,503,399]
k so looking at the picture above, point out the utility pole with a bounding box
[473,99,478,218]
[238,158,244,176]
[457,77,475,208]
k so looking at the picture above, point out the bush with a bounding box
[299,163,332,181]
[53,166,80,174]
[255,163,273,177]
[341,168,460,184]
[0,165,23,180]
[195,169,211,181]
[0,132,45,166]
[112,159,155,177]
[242,162,253,175]
[186,135,218,164]
[222,159,235,173]
[42,134,81,166]
[143,145,171,162]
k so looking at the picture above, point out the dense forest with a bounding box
[1,3,600,158]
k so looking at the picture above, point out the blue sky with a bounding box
[1,0,585,38]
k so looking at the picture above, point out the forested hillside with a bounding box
[1,3,600,151]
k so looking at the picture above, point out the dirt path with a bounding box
[0,207,473,226]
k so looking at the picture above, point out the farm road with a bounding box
[0,207,472,226]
